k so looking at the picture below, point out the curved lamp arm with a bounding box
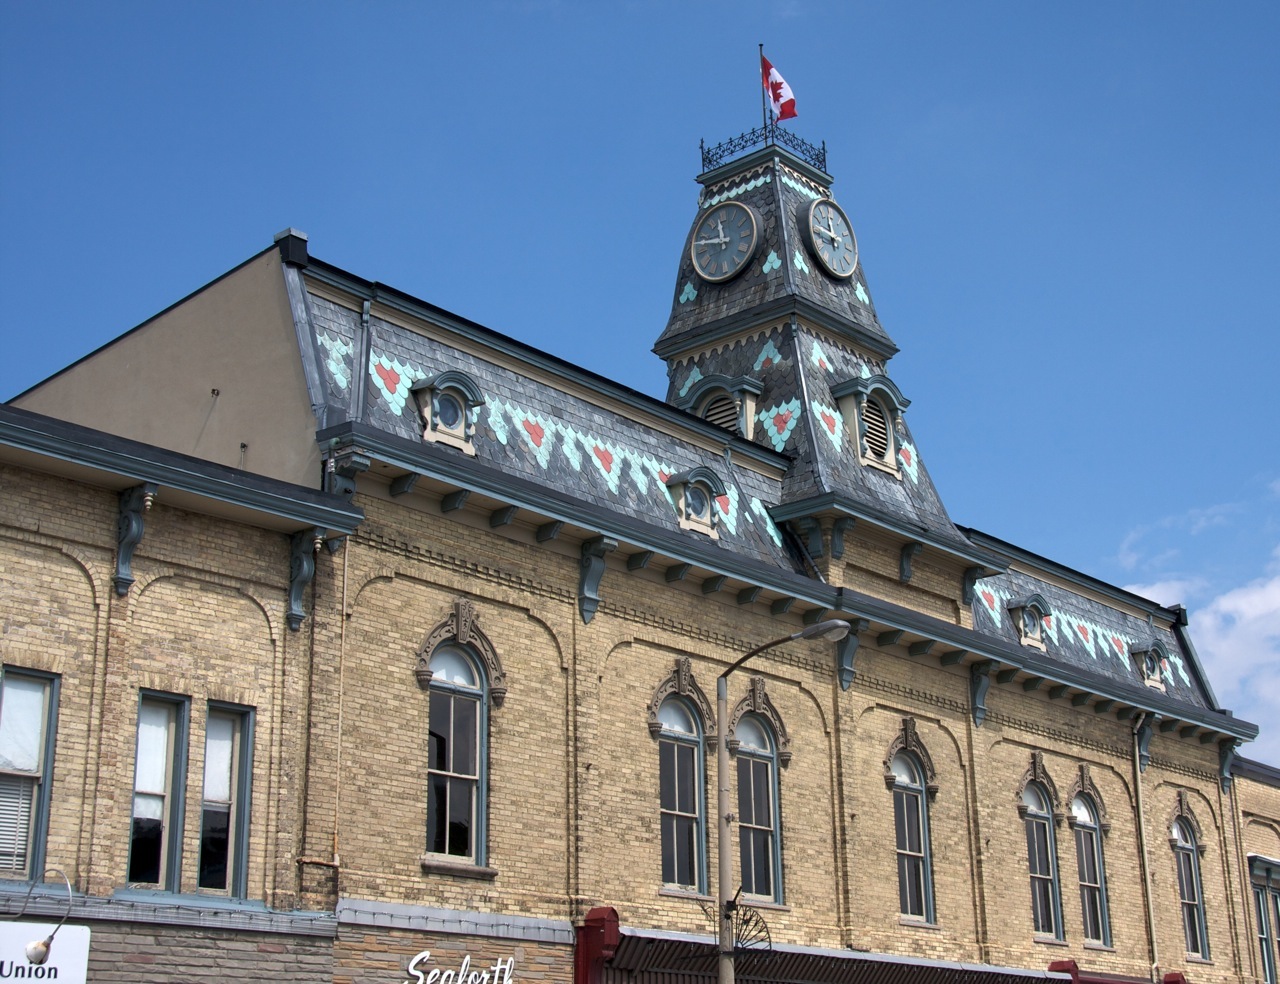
[5,868,74,966]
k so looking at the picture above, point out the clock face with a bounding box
[802,198,858,279]
[690,201,759,283]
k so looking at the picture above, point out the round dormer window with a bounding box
[437,392,463,430]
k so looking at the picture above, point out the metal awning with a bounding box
[601,930,1070,984]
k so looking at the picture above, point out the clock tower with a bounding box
[656,130,995,610]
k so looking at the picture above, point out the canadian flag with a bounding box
[761,55,797,121]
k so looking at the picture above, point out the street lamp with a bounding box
[716,619,851,984]
[7,867,74,965]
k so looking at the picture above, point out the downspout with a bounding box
[1132,711,1159,982]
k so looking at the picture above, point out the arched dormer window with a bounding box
[1008,594,1051,651]
[666,466,727,540]
[1129,639,1169,692]
[411,370,484,456]
[415,600,505,876]
[677,374,763,440]
[831,374,910,475]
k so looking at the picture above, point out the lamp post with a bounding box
[716,619,851,984]
[8,867,74,965]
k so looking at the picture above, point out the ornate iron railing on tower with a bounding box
[700,124,826,173]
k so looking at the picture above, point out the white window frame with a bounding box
[734,714,781,903]
[891,751,935,922]
[0,667,59,881]
[128,692,189,891]
[425,644,488,865]
[1173,818,1209,958]
[1070,794,1110,945]
[657,697,706,893]
[197,703,253,898]
[1022,782,1063,939]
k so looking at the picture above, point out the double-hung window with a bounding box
[657,697,704,892]
[891,752,934,921]
[1071,794,1110,944]
[1255,878,1279,984]
[1174,819,1209,958]
[129,694,188,889]
[427,645,486,863]
[735,715,780,902]
[128,694,252,895]
[198,705,253,896]
[1022,782,1062,938]
[0,669,58,879]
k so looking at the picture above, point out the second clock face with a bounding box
[690,201,759,283]
[803,198,858,279]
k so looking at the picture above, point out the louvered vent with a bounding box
[702,393,740,433]
[863,399,890,460]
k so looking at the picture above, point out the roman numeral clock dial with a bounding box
[690,201,759,283]
[801,198,858,280]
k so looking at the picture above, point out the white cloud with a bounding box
[1121,578,1207,607]
[1191,572,1280,765]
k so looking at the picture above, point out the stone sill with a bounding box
[419,856,498,881]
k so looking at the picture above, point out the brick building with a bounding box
[2,131,1278,984]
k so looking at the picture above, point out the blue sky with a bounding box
[2,1,1277,759]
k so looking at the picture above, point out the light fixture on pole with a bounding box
[7,868,74,965]
[716,618,851,984]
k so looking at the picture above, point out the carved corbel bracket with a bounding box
[326,450,371,498]
[114,483,158,596]
[789,518,823,559]
[836,618,870,691]
[899,542,923,583]
[962,566,984,605]
[1219,739,1239,792]
[578,536,617,624]
[970,660,993,727]
[287,527,324,631]
[1137,715,1155,773]
[830,517,856,560]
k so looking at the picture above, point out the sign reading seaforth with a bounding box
[401,950,516,984]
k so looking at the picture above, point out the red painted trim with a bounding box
[574,906,620,984]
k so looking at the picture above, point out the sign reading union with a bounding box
[401,950,515,984]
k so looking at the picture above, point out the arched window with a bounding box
[735,715,781,901]
[426,644,486,863]
[658,697,705,891]
[1071,794,1110,944]
[890,751,934,921]
[1174,818,1209,957]
[1022,782,1062,938]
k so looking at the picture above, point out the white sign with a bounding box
[402,949,515,984]
[0,923,91,982]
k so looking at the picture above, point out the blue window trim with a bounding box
[1174,818,1210,958]
[131,690,190,893]
[0,666,60,883]
[735,713,783,905]
[1070,794,1111,946]
[1255,883,1277,984]
[205,701,254,900]
[891,750,935,923]
[657,695,707,894]
[425,646,489,868]
[1023,781,1064,940]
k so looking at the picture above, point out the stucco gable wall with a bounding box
[12,250,321,487]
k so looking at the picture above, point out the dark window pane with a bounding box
[427,775,449,854]
[676,744,696,814]
[198,806,230,889]
[661,815,676,883]
[429,692,451,771]
[129,818,163,884]
[753,829,771,896]
[660,741,676,811]
[453,697,477,776]
[752,762,769,826]
[676,816,696,886]
[447,778,473,856]
[737,759,752,824]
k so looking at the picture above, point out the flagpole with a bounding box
[759,43,771,145]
